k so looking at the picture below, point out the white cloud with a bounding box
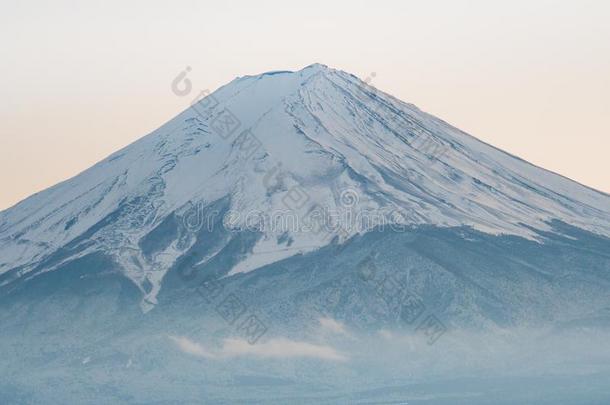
[378,329,395,340]
[169,335,216,359]
[222,337,348,362]
[318,317,349,336]
[169,335,347,362]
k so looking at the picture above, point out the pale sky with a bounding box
[1,0,609,210]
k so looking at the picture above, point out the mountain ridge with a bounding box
[1,63,610,310]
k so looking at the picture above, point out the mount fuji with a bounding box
[1,64,610,404]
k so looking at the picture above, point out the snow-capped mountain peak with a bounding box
[1,64,610,310]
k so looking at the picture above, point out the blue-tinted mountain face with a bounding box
[1,64,609,404]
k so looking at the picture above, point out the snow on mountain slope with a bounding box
[1,63,609,309]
